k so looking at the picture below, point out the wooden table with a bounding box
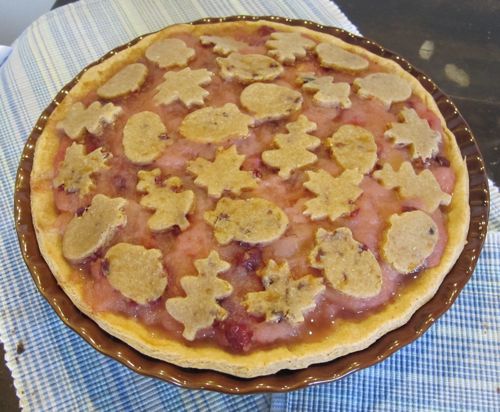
[1,1,499,410]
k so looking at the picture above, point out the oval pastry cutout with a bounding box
[382,210,439,274]
[204,197,289,245]
[240,83,302,122]
[217,53,283,83]
[106,243,167,305]
[62,194,127,262]
[123,111,168,165]
[97,63,148,99]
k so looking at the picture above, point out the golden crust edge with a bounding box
[30,20,470,378]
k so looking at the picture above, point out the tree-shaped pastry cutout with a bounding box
[261,115,320,179]
[165,251,233,341]
[145,38,195,69]
[154,67,213,108]
[354,73,412,108]
[179,103,254,143]
[188,145,257,197]
[200,35,248,55]
[265,32,316,64]
[303,169,363,222]
[136,168,194,232]
[382,211,438,274]
[204,197,289,245]
[106,243,166,305]
[244,260,324,324]
[57,101,122,140]
[62,194,127,262]
[53,142,111,196]
[240,83,302,122]
[297,72,351,108]
[373,161,451,212]
[328,125,377,174]
[216,53,283,83]
[315,42,369,72]
[97,63,148,99]
[309,227,382,298]
[384,108,441,160]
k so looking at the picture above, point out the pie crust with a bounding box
[30,20,469,378]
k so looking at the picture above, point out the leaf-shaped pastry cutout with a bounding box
[122,111,168,165]
[297,72,351,108]
[303,169,363,222]
[165,251,233,341]
[106,243,166,305]
[240,83,302,122]
[382,211,438,274]
[384,108,441,160]
[216,53,283,83]
[62,194,127,262]
[53,142,111,196]
[154,67,213,108]
[145,38,195,69]
[309,227,382,298]
[97,63,148,99]
[137,169,194,232]
[373,161,451,212]
[244,260,324,324]
[315,42,369,72]
[179,103,253,143]
[204,197,289,245]
[57,101,122,140]
[188,145,257,197]
[354,73,412,108]
[328,125,377,174]
[200,35,248,55]
[265,32,316,64]
[261,115,320,179]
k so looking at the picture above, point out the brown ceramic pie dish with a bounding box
[14,15,489,393]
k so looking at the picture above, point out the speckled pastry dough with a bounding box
[30,20,469,379]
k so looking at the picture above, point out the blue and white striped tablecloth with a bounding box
[0,0,498,410]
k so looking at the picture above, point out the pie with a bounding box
[30,19,470,378]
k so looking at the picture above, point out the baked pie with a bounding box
[30,20,469,377]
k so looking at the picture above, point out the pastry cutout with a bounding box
[179,103,253,143]
[62,194,127,262]
[53,142,111,196]
[136,169,194,232]
[165,251,233,341]
[145,38,195,69]
[303,169,363,222]
[315,42,369,72]
[244,260,324,324]
[373,161,451,212]
[309,227,382,298]
[57,101,123,140]
[240,83,302,122]
[297,72,351,108]
[97,63,148,99]
[261,115,320,179]
[384,108,441,160]
[204,197,289,245]
[265,32,316,64]
[382,211,438,274]
[123,111,168,165]
[200,35,247,55]
[106,243,166,305]
[328,125,377,174]
[188,145,257,197]
[154,67,213,108]
[354,73,412,108]
[217,53,283,83]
